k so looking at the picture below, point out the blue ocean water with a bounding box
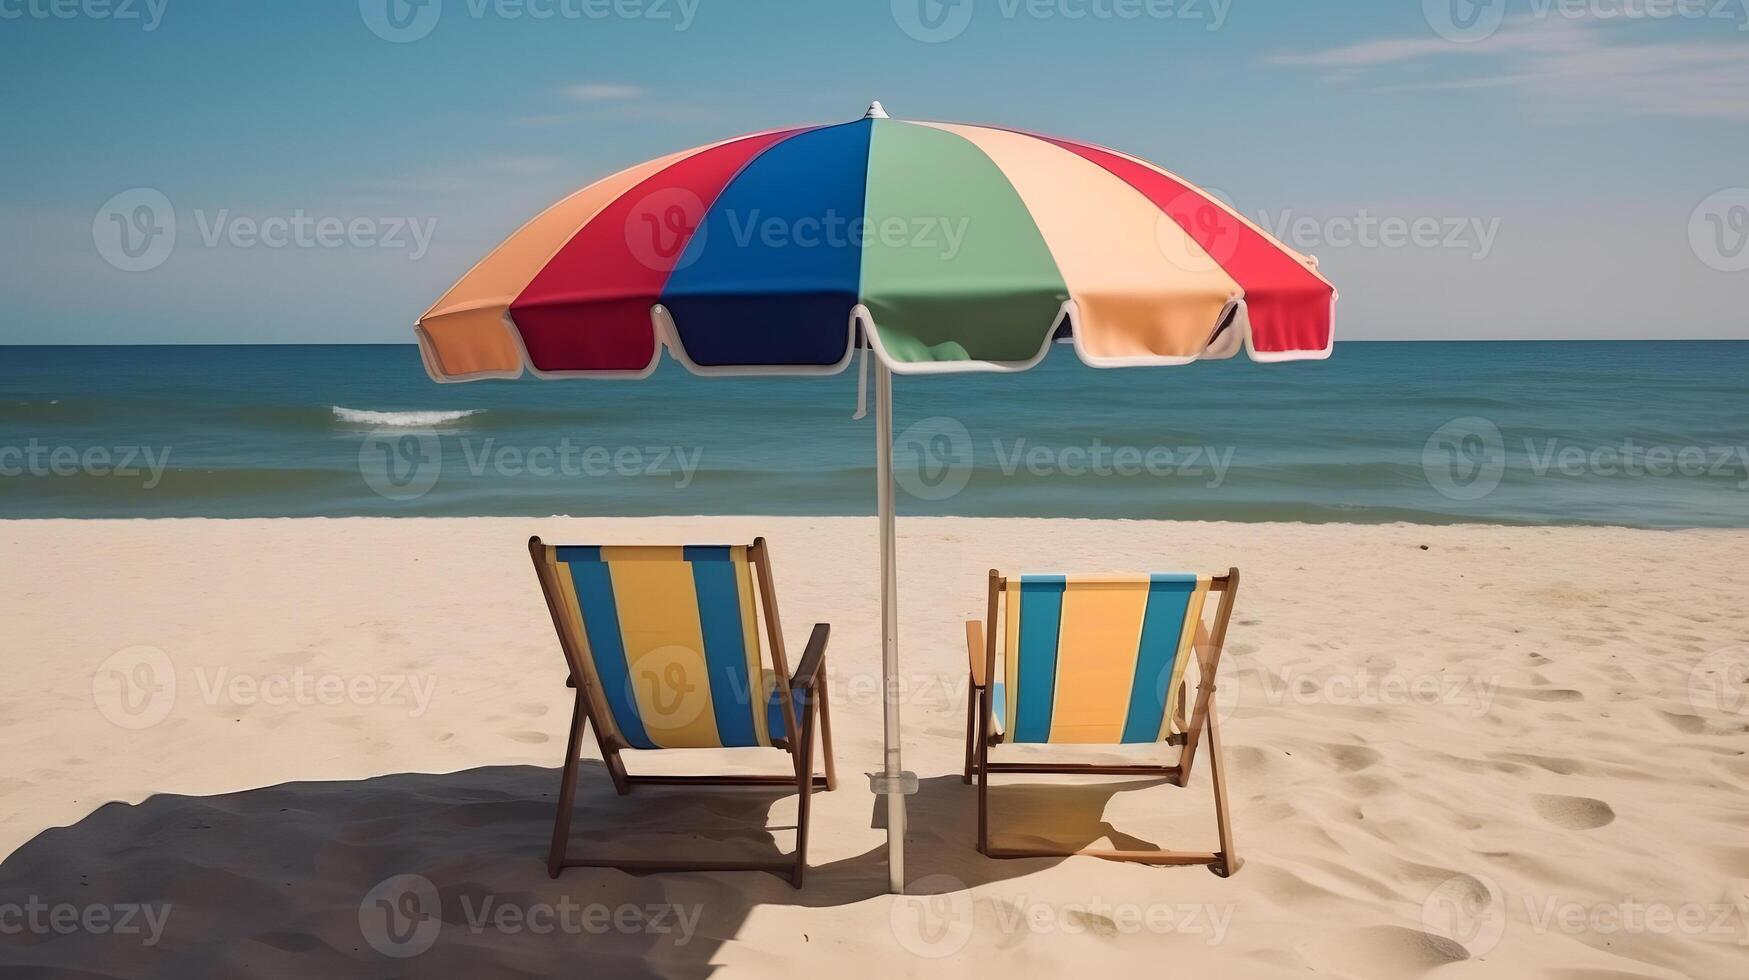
[0,342,1745,526]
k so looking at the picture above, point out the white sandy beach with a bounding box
[1,516,1746,978]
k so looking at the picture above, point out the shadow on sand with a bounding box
[0,763,1186,978]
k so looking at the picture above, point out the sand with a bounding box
[0,516,1746,978]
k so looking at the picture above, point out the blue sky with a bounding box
[1,0,1745,343]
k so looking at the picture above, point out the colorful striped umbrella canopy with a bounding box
[416,103,1334,380]
[414,103,1335,894]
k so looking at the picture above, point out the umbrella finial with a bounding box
[864,100,890,120]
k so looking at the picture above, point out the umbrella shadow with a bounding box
[0,762,1191,979]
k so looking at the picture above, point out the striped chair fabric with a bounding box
[998,573,1210,744]
[545,544,803,750]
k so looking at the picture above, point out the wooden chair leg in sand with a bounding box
[965,567,1244,878]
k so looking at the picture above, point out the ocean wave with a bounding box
[331,406,483,427]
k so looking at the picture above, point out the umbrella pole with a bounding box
[873,356,907,894]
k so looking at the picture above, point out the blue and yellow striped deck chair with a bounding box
[529,537,836,888]
[964,567,1244,876]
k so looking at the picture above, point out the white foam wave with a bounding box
[331,406,482,427]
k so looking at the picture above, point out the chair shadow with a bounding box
[0,762,1187,979]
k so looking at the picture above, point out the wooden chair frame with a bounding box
[529,536,837,888]
[963,567,1244,877]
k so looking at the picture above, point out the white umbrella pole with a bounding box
[872,356,908,894]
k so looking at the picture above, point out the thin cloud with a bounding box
[1267,13,1749,121]
[564,83,646,102]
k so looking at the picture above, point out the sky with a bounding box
[1,0,1746,344]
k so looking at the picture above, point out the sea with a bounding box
[1,341,1745,527]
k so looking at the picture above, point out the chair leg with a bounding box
[963,684,978,785]
[813,665,838,792]
[548,690,588,878]
[976,686,992,855]
[791,703,816,889]
[603,745,630,797]
[1205,692,1242,877]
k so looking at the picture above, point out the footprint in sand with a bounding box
[1531,793,1615,830]
[1657,710,1708,734]
[1324,744,1383,772]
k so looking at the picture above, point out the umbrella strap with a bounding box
[852,342,870,420]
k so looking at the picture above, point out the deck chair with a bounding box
[963,567,1244,876]
[529,537,837,888]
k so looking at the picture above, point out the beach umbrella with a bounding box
[413,102,1336,894]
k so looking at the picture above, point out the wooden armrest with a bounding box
[790,623,830,691]
[965,621,987,688]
